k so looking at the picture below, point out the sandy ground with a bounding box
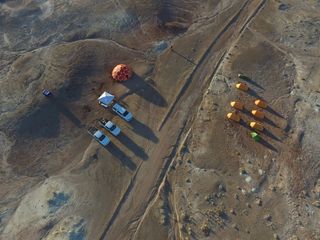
[0,0,319,240]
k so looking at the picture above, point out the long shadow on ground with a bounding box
[119,74,167,107]
[262,129,282,142]
[239,75,265,90]
[266,106,285,119]
[258,138,278,152]
[105,142,136,171]
[129,118,159,143]
[247,88,265,100]
[117,132,148,160]
[239,119,251,130]
[264,117,279,128]
[49,95,84,128]
[15,93,83,139]
[15,101,60,139]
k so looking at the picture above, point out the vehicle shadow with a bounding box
[130,118,159,143]
[49,95,84,128]
[239,75,265,90]
[106,142,136,171]
[258,138,278,152]
[118,132,148,160]
[119,74,167,107]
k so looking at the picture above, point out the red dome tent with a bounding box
[111,64,132,81]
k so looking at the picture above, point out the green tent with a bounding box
[251,132,261,141]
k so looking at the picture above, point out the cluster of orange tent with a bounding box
[227,75,268,132]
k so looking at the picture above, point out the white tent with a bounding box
[98,91,115,107]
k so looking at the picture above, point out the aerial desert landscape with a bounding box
[0,0,319,239]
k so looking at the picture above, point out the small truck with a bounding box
[99,119,121,136]
[88,127,110,146]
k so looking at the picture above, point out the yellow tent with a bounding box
[251,110,265,119]
[236,82,248,91]
[230,101,244,110]
[227,112,241,122]
[254,99,267,108]
[250,122,264,131]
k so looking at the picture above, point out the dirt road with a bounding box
[102,1,266,239]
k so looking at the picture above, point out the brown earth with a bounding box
[0,0,319,240]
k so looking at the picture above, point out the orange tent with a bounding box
[111,64,132,81]
[230,101,244,110]
[251,110,265,119]
[250,122,264,131]
[235,82,248,91]
[254,99,267,108]
[227,112,241,122]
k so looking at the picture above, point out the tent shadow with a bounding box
[239,75,265,90]
[118,132,148,160]
[130,118,159,143]
[265,106,285,119]
[264,117,279,128]
[49,95,84,128]
[241,108,251,116]
[120,74,167,107]
[239,119,251,130]
[247,88,265,100]
[258,138,278,152]
[262,129,282,142]
[105,142,136,171]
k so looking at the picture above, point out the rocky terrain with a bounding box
[0,0,319,240]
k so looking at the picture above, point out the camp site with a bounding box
[0,1,319,239]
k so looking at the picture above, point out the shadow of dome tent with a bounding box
[119,74,167,107]
[111,64,132,82]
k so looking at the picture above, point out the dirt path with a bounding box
[101,1,266,239]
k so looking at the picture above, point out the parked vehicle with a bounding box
[42,89,52,97]
[99,119,121,136]
[112,103,133,122]
[88,127,110,146]
[98,91,133,122]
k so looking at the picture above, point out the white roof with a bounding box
[94,130,103,138]
[98,92,115,106]
[113,103,126,114]
[106,121,114,128]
